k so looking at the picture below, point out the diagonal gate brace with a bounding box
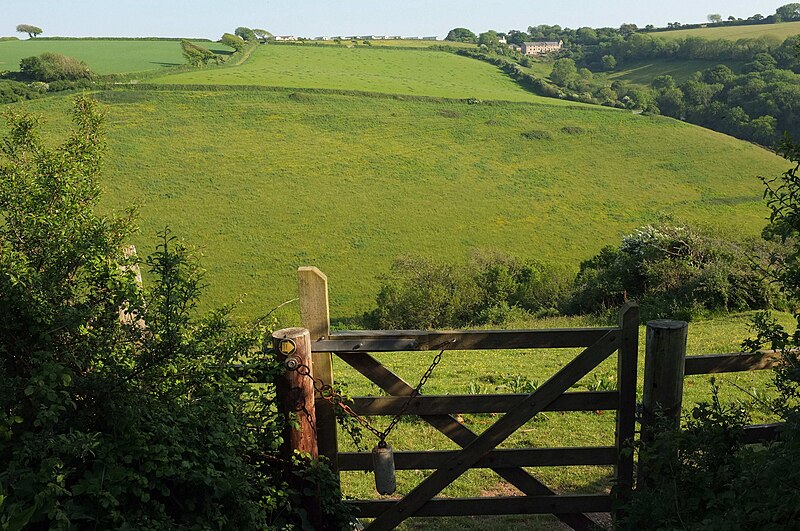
[338,329,618,530]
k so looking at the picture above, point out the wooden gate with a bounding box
[298,267,639,530]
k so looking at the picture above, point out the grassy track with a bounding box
[12,89,786,322]
[149,44,564,103]
[652,20,800,41]
[0,39,231,74]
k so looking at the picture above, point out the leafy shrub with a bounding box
[19,52,93,82]
[561,125,586,135]
[568,221,783,320]
[0,97,353,530]
[366,252,570,329]
[521,129,553,140]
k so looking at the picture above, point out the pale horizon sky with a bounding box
[3,1,788,40]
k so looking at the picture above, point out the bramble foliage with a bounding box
[568,221,782,320]
[19,53,93,82]
[0,97,353,530]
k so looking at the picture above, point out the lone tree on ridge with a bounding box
[16,24,43,38]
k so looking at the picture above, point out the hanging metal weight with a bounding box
[372,443,397,495]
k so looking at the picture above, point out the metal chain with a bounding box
[285,338,457,447]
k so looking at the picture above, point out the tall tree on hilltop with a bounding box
[16,24,42,38]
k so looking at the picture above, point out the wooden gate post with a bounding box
[273,327,318,458]
[639,320,688,488]
[298,266,339,471]
[272,327,325,529]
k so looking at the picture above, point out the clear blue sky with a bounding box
[3,1,787,40]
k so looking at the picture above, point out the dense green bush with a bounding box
[0,98,352,529]
[366,253,570,329]
[19,52,93,82]
[568,222,783,320]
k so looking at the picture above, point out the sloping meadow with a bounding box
[13,88,787,320]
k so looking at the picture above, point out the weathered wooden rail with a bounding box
[288,267,639,530]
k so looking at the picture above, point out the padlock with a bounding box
[372,443,396,495]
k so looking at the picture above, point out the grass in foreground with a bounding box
[11,89,786,321]
[335,311,793,529]
[148,44,564,103]
[0,39,229,75]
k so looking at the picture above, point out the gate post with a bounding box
[639,320,688,488]
[273,327,318,458]
[272,327,325,529]
[298,267,338,472]
[615,302,639,505]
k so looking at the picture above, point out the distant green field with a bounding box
[607,58,745,85]
[150,44,564,103]
[11,89,786,322]
[652,20,800,42]
[0,39,230,74]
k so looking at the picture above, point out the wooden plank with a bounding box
[339,446,618,470]
[741,423,784,444]
[351,391,619,415]
[298,266,338,471]
[350,494,612,518]
[315,327,616,352]
[366,330,620,530]
[614,303,639,504]
[684,352,782,375]
[337,353,597,531]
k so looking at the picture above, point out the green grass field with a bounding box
[0,39,232,74]
[293,39,476,49]
[149,44,564,103]
[652,20,800,41]
[12,88,786,323]
[607,58,745,85]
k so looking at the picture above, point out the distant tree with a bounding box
[478,30,500,51]
[220,32,245,53]
[16,24,42,38]
[576,27,599,45]
[619,23,638,36]
[445,27,477,43]
[550,57,578,86]
[749,14,765,21]
[180,40,219,66]
[601,54,617,71]
[702,64,735,84]
[651,74,676,91]
[708,14,723,23]
[252,28,272,42]
[775,3,800,21]
[235,26,257,41]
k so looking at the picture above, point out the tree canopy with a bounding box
[235,26,257,41]
[220,32,245,52]
[20,53,92,82]
[445,27,477,43]
[15,24,42,38]
[180,40,219,66]
[776,3,800,21]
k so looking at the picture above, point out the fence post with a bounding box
[272,327,325,529]
[298,266,339,472]
[615,302,639,506]
[273,327,318,458]
[639,320,688,488]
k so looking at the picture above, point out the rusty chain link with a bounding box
[285,338,457,447]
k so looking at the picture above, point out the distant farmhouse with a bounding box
[522,40,563,55]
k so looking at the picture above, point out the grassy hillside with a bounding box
[299,39,476,48]
[149,44,565,103]
[0,39,230,74]
[607,58,745,85]
[653,20,800,41]
[13,88,785,322]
